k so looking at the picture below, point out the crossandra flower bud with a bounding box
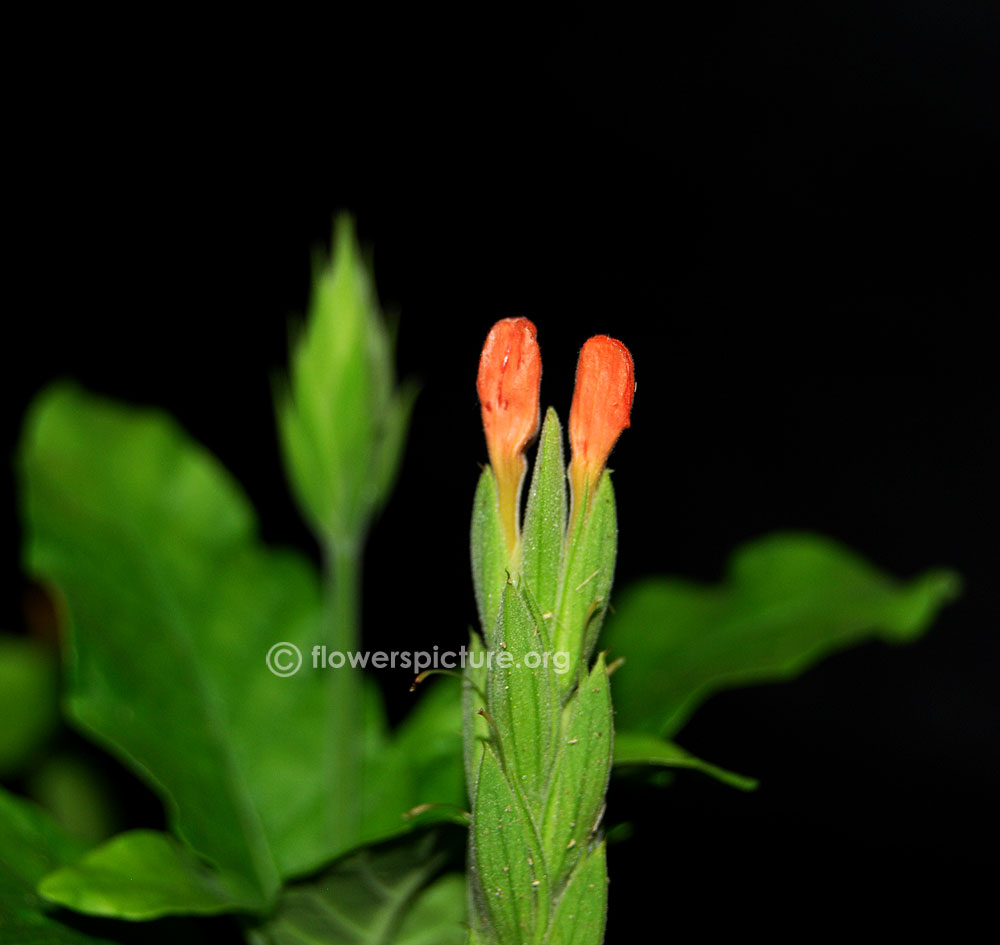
[477,317,542,556]
[568,334,635,514]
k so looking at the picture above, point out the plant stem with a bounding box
[324,536,363,851]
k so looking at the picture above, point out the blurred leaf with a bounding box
[0,787,114,944]
[613,731,758,791]
[358,679,463,845]
[359,678,469,854]
[604,532,960,736]
[391,679,466,814]
[248,829,465,945]
[38,830,260,920]
[358,680,414,845]
[19,385,349,901]
[27,753,117,845]
[391,873,466,945]
[0,635,59,777]
[278,215,411,542]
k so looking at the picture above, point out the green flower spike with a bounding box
[466,324,634,945]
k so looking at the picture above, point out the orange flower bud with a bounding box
[477,317,542,556]
[568,335,634,512]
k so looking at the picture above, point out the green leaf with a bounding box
[0,787,114,945]
[521,409,568,619]
[358,680,415,848]
[546,842,606,945]
[392,873,466,945]
[360,679,468,845]
[18,385,346,899]
[613,732,758,791]
[38,830,260,920]
[604,532,960,736]
[542,655,613,888]
[0,788,89,894]
[27,753,117,845]
[392,679,466,813]
[249,829,465,945]
[278,215,407,542]
[0,635,59,777]
[471,469,507,641]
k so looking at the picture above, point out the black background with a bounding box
[5,3,999,939]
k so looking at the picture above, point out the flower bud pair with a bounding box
[477,318,634,555]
